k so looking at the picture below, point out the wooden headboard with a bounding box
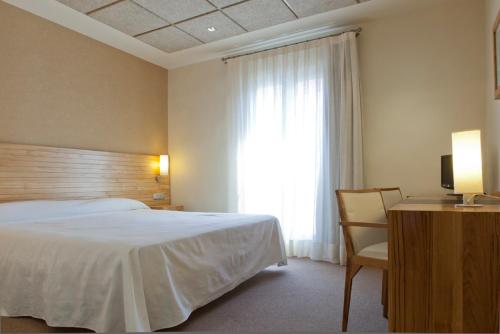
[0,143,170,206]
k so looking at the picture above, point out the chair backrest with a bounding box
[336,189,388,257]
[379,187,403,211]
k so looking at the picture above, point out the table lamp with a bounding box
[452,130,483,207]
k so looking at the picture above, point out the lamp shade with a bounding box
[452,130,483,194]
[159,155,169,176]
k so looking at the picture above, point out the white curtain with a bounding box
[228,32,363,264]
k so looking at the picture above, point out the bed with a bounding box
[0,198,287,332]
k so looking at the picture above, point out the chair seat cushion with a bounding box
[357,242,388,260]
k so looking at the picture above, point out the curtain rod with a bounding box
[221,27,362,63]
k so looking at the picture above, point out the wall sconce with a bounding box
[156,155,169,183]
[452,130,484,206]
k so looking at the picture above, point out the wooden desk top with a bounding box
[389,197,500,213]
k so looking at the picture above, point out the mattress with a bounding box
[0,199,287,332]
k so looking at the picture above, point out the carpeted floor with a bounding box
[168,258,388,332]
[2,258,388,332]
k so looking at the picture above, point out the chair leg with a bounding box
[382,269,388,318]
[342,263,361,332]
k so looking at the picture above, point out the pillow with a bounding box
[0,198,149,224]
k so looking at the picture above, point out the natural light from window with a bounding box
[237,78,324,242]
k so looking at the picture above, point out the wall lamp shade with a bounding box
[159,155,169,176]
[452,130,483,205]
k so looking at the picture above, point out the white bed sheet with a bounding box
[0,200,286,332]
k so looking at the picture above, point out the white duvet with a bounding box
[0,199,287,332]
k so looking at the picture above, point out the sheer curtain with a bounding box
[228,32,363,264]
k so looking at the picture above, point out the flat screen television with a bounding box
[441,154,454,190]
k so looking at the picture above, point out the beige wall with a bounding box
[168,0,486,212]
[168,60,229,211]
[0,1,168,155]
[360,0,485,196]
[486,0,500,193]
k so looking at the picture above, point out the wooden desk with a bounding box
[388,200,500,333]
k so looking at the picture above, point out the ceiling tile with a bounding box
[89,0,168,36]
[208,0,242,8]
[137,26,201,53]
[286,0,358,18]
[223,0,295,31]
[56,0,117,13]
[176,11,245,43]
[133,0,215,23]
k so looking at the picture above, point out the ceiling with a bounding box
[3,0,451,69]
[55,0,367,53]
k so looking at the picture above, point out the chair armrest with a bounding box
[339,221,388,228]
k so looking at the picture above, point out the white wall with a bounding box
[485,0,500,193]
[168,0,487,212]
[360,0,485,196]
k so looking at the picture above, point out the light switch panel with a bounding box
[153,193,166,200]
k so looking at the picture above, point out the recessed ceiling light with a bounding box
[207,26,216,32]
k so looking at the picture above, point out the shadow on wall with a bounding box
[492,146,500,192]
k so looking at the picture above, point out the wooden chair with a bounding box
[335,189,389,332]
[379,187,403,210]
[377,187,402,316]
